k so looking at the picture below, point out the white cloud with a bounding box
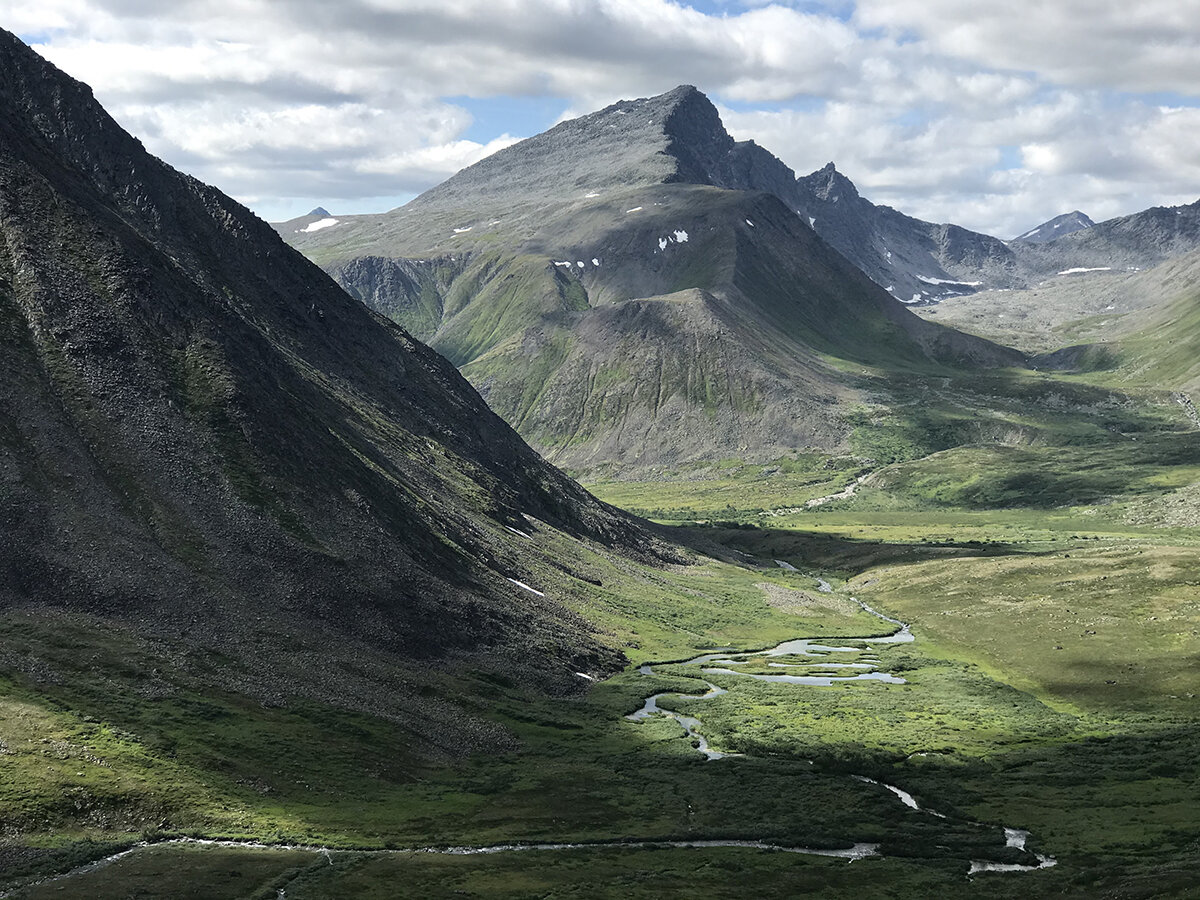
[852,0,1200,94]
[5,0,1199,234]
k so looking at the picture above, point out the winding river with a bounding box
[626,598,1057,876]
[5,598,1056,896]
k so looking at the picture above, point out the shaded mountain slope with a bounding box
[282,88,1023,472]
[792,163,1021,304]
[0,27,658,726]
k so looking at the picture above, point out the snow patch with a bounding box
[658,237,669,251]
[299,217,339,233]
[809,216,816,228]
[553,261,572,267]
[1057,267,1111,275]
[885,285,895,293]
[745,219,755,227]
[453,226,473,234]
[626,206,643,213]
[575,672,595,681]
[592,258,601,266]
[507,578,545,598]
[585,192,601,198]
[917,275,982,286]
[577,261,585,268]
[674,229,689,242]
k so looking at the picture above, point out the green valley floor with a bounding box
[3,374,1199,899]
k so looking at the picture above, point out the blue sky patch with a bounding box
[447,94,571,143]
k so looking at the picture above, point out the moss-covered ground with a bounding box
[5,369,1200,897]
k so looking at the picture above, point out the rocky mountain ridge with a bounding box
[791,162,1021,304]
[1012,200,1200,277]
[790,169,1200,298]
[280,86,1023,473]
[0,28,653,723]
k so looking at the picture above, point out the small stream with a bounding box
[627,676,730,759]
[8,598,1056,895]
[627,597,1056,877]
[3,836,882,898]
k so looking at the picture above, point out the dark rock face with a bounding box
[327,255,466,342]
[0,29,639,697]
[658,87,804,202]
[792,164,1020,304]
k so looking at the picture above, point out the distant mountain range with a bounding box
[780,169,1200,299]
[789,162,1020,304]
[281,86,1021,473]
[1010,199,1200,279]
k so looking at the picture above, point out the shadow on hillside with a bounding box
[844,369,1200,511]
[663,523,1050,576]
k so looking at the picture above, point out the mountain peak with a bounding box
[799,161,860,203]
[404,84,800,215]
[1014,210,1095,243]
[655,83,704,104]
[308,206,330,217]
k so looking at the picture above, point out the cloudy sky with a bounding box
[8,0,1200,237]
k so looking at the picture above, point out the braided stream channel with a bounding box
[627,599,1057,876]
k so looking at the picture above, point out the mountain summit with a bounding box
[282,86,1023,473]
[801,162,861,204]
[404,85,798,217]
[1014,211,1095,244]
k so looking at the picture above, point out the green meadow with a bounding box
[4,367,1199,898]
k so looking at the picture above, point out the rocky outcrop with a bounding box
[0,28,645,703]
[792,163,1020,304]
